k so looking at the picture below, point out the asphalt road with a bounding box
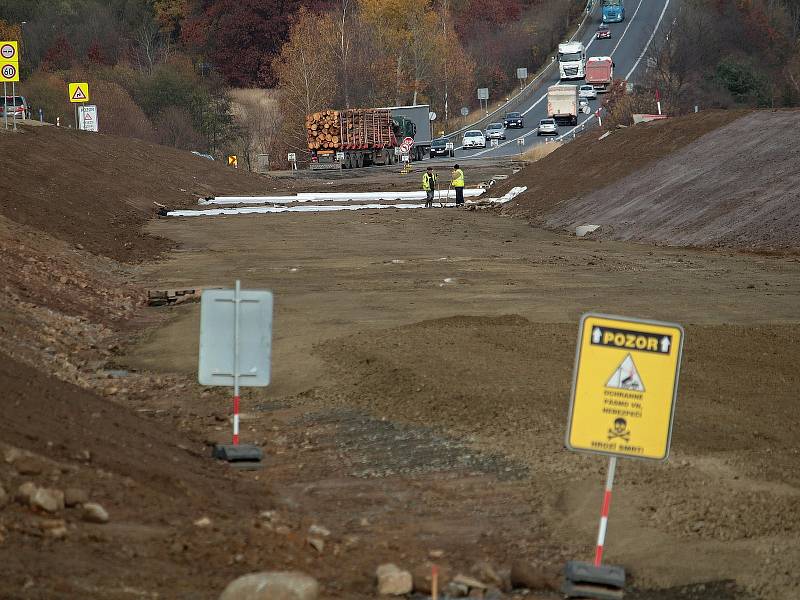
[433,0,676,161]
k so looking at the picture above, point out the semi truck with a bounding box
[547,84,579,126]
[306,104,430,170]
[381,105,432,161]
[558,41,586,80]
[585,57,614,92]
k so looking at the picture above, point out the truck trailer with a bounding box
[306,105,430,170]
[547,84,579,126]
[585,57,614,92]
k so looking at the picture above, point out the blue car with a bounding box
[602,0,625,23]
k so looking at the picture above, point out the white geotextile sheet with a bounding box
[169,187,526,217]
[201,189,486,206]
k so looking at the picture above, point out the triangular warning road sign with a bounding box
[606,354,645,392]
[72,86,87,101]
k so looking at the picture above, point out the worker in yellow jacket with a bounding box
[451,164,465,206]
[422,167,437,208]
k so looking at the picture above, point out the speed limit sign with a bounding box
[1,63,18,82]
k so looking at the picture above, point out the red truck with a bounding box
[585,57,614,93]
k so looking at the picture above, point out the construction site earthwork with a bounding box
[1,108,799,600]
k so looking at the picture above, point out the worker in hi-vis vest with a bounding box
[451,164,465,205]
[422,167,437,208]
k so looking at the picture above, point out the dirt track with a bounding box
[123,208,800,599]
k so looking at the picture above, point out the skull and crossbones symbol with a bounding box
[608,418,631,442]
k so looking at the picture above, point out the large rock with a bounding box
[15,482,38,505]
[471,562,503,588]
[31,487,65,513]
[82,503,109,524]
[219,571,319,600]
[376,563,413,596]
[509,561,560,591]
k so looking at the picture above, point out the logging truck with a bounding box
[306,105,431,170]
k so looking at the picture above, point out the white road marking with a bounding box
[625,0,672,80]
[469,0,651,158]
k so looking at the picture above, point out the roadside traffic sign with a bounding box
[79,105,98,132]
[0,63,18,82]
[399,136,414,154]
[566,313,684,461]
[0,41,19,61]
[227,155,238,168]
[69,82,90,103]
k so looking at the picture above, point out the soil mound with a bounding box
[541,111,800,251]
[496,110,748,221]
[0,125,270,261]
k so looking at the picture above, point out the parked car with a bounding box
[579,85,597,100]
[537,118,558,136]
[596,24,612,39]
[485,122,506,140]
[462,130,486,149]
[503,112,524,128]
[1,95,30,120]
[429,137,455,157]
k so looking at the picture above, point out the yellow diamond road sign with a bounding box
[69,82,90,103]
[566,314,684,461]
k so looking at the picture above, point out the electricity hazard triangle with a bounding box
[71,86,87,101]
[606,353,645,392]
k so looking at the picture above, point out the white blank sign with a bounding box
[198,289,273,387]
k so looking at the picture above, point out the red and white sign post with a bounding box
[655,88,662,116]
[593,455,617,566]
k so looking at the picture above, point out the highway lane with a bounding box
[433,0,675,162]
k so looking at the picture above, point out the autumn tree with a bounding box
[273,8,338,154]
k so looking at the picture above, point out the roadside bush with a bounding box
[713,59,772,107]
[22,71,72,125]
[154,106,204,149]
[93,80,157,141]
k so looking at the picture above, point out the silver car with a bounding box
[485,122,506,140]
[537,118,558,136]
[579,85,597,100]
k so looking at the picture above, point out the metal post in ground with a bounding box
[12,81,17,130]
[3,82,7,130]
[594,456,617,566]
[232,279,241,446]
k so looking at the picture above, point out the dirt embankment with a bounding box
[495,110,749,219]
[0,125,273,261]
[493,109,800,250]
[539,111,800,251]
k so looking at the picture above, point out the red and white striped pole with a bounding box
[232,280,241,446]
[594,456,618,566]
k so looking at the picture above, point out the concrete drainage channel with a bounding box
[166,187,527,218]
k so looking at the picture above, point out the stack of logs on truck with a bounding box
[306,105,431,170]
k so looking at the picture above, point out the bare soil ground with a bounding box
[1,122,799,600]
[541,111,800,251]
[121,209,800,599]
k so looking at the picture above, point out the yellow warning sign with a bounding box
[227,155,238,168]
[566,314,684,461]
[69,82,90,103]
